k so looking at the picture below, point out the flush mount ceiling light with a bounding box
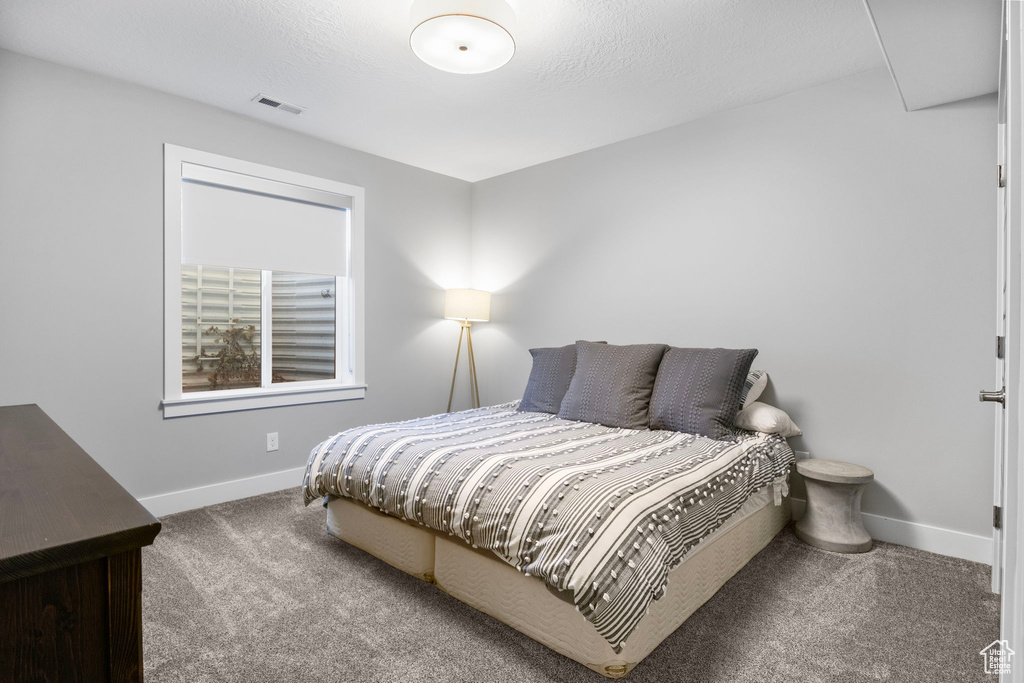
[410,0,516,75]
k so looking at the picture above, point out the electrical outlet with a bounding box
[794,450,810,460]
[267,432,279,452]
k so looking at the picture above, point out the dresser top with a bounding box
[0,404,161,582]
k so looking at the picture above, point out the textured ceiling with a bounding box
[0,0,883,181]
[865,0,1001,111]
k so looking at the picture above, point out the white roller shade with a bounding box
[181,163,351,276]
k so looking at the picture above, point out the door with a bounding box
[984,0,1012,595]
[988,0,1024,602]
[997,2,1024,676]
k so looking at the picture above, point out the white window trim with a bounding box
[163,144,365,417]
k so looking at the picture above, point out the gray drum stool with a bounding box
[795,459,874,553]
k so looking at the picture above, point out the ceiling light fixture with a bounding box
[410,0,516,75]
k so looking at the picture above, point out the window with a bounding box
[163,145,364,417]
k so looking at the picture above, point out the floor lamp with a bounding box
[444,288,491,412]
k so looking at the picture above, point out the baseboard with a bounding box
[138,466,305,517]
[790,498,993,566]
[137,475,993,564]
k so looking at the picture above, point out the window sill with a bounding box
[162,383,366,418]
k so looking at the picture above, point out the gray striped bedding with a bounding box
[302,402,794,650]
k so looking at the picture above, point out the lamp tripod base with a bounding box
[447,321,481,412]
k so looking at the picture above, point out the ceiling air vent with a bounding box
[252,94,304,115]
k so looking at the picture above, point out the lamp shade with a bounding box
[444,289,490,322]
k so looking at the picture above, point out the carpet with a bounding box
[142,488,1000,682]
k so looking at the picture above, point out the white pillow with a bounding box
[733,401,802,437]
[741,370,768,407]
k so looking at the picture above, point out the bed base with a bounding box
[326,496,436,582]
[325,492,790,678]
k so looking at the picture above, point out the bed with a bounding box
[302,401,794,677]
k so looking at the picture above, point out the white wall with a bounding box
[471,68,997,543]
[0,50,473,508]
[0,51,999,555]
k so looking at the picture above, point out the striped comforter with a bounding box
[302,403,794,649]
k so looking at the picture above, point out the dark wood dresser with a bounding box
[0,404,162,682]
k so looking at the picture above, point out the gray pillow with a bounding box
[649,347,759,439]
[558,341,669,429]
[517,343,580,414]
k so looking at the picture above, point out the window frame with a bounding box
[162,144,365,417]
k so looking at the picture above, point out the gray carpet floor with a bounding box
[143,488,1000,683]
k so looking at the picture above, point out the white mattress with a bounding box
[306,404,794,650]
[325,483,789,677]
[687,482,777,554]
[434,491,789,677]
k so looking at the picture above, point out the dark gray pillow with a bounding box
[557,341,669,429]
[518,341,606,414]
[517,343,580,414]
[649,347,759,439]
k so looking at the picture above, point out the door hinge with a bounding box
[999,164,1006,188]
[997,335,1005,359]
[994,505,1002,530]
